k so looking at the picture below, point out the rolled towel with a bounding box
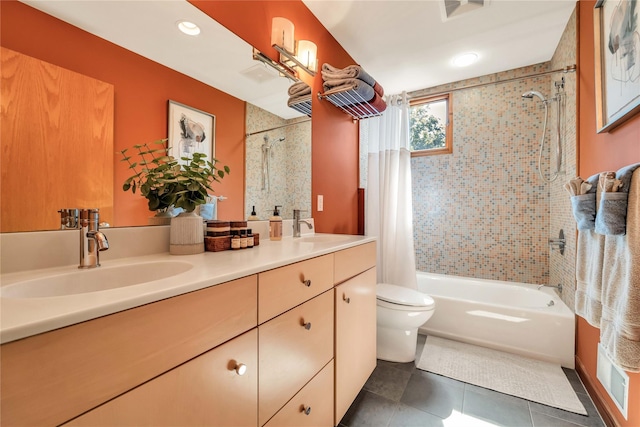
[594,163,640,235]
[322,80,376,106]
[321,63,384,97]
[347,92,387,115]
[287,93,311,107]
[571,193,597,230]
[288,82,311,97]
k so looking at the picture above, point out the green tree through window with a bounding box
[409,101,446,151]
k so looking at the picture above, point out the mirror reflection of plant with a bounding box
[120,139,230,213]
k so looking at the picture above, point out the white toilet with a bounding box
[376,283,436,363]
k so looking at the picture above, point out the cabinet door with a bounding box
[259,290,334,426]
[264,360,334,427]
[334,267,377,425]
[64,329,258,427]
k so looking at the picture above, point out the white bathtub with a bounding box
[417,271,575,368]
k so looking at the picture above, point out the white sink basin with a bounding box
[1,261,193,299]
[295,234,353,244]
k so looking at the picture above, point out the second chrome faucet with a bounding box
[79,208,109,268]
[293,209,313,237]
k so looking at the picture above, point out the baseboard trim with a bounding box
[575,356,621,427]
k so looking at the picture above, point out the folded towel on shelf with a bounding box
[599,167,640,372]
[288,81,311,97]
[322,80,376,107]
[595,164,640,235]
[321,63,384,97]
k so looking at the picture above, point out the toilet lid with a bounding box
[376,283,435,308]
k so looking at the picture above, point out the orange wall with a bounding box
[577,2,640,426]
[190,0,361,234]
[0,0,245,227]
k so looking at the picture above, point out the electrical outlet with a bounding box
[317,195,324,212]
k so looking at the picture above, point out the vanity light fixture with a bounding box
[271,17,318,76]
[452,52,479,67]
[177,20,200,36]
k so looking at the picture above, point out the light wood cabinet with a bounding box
[0,275,257,427]
[334,267,378,424]
[259,290,334,426]
[1,241,377,427]
[64,329,258,427]
[258,254,334,324]
[264,360,335,427]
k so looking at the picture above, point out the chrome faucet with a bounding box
[293,209,313,237]
[79,209,109,269]
[537,283,563,293]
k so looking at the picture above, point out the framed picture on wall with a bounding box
[594,0,640,133]
[167,100,215,164]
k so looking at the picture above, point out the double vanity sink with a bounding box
[1,233,377,427]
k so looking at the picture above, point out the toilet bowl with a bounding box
[376,283,435,363]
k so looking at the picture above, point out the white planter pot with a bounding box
[170,211,204,255]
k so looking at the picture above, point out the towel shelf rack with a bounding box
[317,87,384,120]
[288,97,312,117]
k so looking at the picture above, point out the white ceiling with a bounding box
[302,0,577,94]
[20,0,576,118]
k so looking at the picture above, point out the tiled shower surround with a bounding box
[359,8,578,303]
[245,103,311,220]
[411,65,553,284]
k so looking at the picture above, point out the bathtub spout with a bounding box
[537,283,563,293]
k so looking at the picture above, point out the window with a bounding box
[409,94,453,156]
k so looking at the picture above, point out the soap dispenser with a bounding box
[269,205,283,241]
[248,205,259,221]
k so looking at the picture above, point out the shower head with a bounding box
[522,90,546,102]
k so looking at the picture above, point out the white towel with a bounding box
[575,229,605,326]
[599,168,640,372]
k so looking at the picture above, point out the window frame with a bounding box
[409,93,453,157]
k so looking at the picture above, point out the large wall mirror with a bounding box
[1,0,311,232]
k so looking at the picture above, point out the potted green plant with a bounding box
[120,139,230,254]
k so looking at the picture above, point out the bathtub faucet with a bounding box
[537,283,563,293]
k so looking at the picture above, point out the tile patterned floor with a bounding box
[339,335,605,427]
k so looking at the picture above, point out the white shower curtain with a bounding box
[365,93,418,289]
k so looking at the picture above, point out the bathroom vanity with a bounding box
[0,235,376,427]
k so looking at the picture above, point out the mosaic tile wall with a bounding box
[245,103,311,220]
[410,64,553,284]
[549,8,578,309]
[361,9,578,289]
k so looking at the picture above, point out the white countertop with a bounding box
[0,234,376,344]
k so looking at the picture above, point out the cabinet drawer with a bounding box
[1,275,257,427]
[334,242,376,284]
[65,329,258,427]
[259,290,334,426]
[264,360,334,427]
[258,254,333,323]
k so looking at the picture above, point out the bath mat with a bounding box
[417,336,587,415]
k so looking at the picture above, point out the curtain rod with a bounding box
[245,119,311,137]
[407,64,577,100]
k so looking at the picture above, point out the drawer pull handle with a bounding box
[303,322,312,330]
[302,279,312,287]
[343,295,351,304]
[235,363,247,376]
[302,406,312,416]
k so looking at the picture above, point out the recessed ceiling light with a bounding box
[177,20,200,36]
[452,52,479,67]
